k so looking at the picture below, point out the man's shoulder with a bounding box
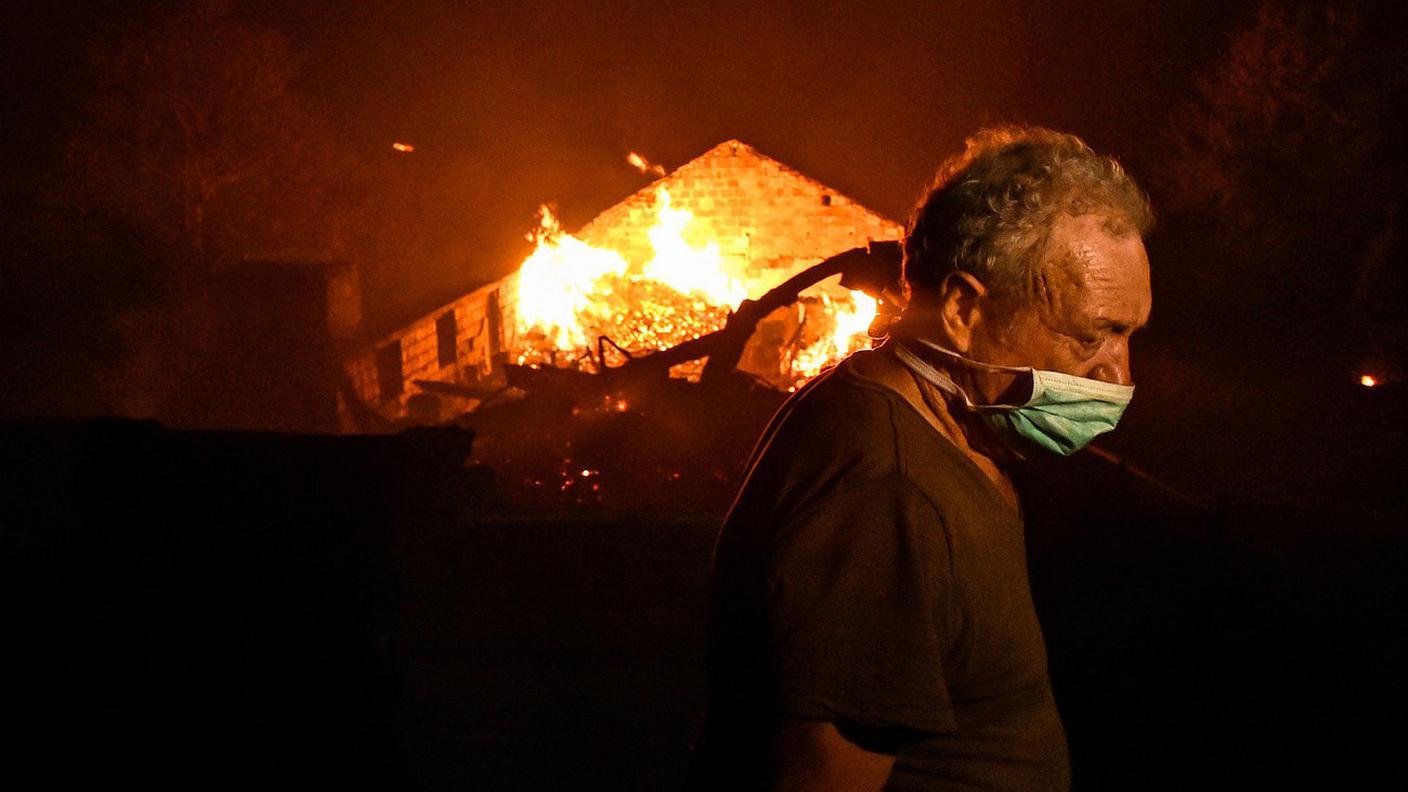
[763,353,1020,526]
[720,360,910,525]
[788,360,900,416]
[765,351,968,480]
[764,359,909,464]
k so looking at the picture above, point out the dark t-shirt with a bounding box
[688,348,1070,791]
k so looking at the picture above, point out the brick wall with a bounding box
[342,140,902,427]
[341,279,515,427]
[578,140,901,291]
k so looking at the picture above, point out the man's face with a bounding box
[968,212,1152,404]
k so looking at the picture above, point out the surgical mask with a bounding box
[891,338,1134,456]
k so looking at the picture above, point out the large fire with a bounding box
[512,186,877,386]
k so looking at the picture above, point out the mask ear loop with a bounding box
[891,342,977,410]
[893,341,1031,465]
[894,340,1036,411]
[906,336,1031,377]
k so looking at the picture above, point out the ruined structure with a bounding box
[341,140,903,427]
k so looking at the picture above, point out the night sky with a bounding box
[272,0,1253,309]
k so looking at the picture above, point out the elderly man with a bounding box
[687,128,1153,791]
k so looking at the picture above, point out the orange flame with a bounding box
[627,151,666,177]
[392,142,415,153]
[639,188,747,305]
[511,186,877,384]
[514,205,629,350]
[791,290,878,380]
[1360,374,1378,388]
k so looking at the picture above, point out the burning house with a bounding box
[341,140,903,428]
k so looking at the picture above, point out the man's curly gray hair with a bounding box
[903,126,1154,307]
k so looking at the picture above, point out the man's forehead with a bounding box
[1037,214,1152,326]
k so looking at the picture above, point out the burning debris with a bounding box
[512,185,878,387]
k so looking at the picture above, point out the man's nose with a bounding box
[1087,342,1133,386]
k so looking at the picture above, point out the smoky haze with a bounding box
[261,0,1251,327]
[4,0,1249,337]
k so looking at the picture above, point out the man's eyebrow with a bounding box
[1095,318,1151,334]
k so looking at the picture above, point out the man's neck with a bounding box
[849,345,1020,509]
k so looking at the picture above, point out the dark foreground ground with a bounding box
[2,418,1404,790]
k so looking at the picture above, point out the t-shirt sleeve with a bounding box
[765,475,960,734]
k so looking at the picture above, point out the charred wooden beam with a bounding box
[470,242,904,405]
[412,379,503,401]
[618,240,903,382]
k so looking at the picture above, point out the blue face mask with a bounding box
[891,338,1134,456]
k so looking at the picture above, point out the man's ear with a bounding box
[936,271,989,353]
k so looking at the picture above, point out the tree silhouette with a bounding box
[1159,0,1406,378]
[67,1,367,268]
[58,1,373,419]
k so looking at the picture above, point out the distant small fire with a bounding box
[627,151,667,177]
[1360,374,1378,388]
[392,141,415,153]
[510,186,876,385]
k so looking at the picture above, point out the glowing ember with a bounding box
[511,186,877,384]
[1360,374,1378,388]
[391,142,415,153]
[627,151,667,177]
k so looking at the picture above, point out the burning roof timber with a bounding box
[341,139,903,429]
